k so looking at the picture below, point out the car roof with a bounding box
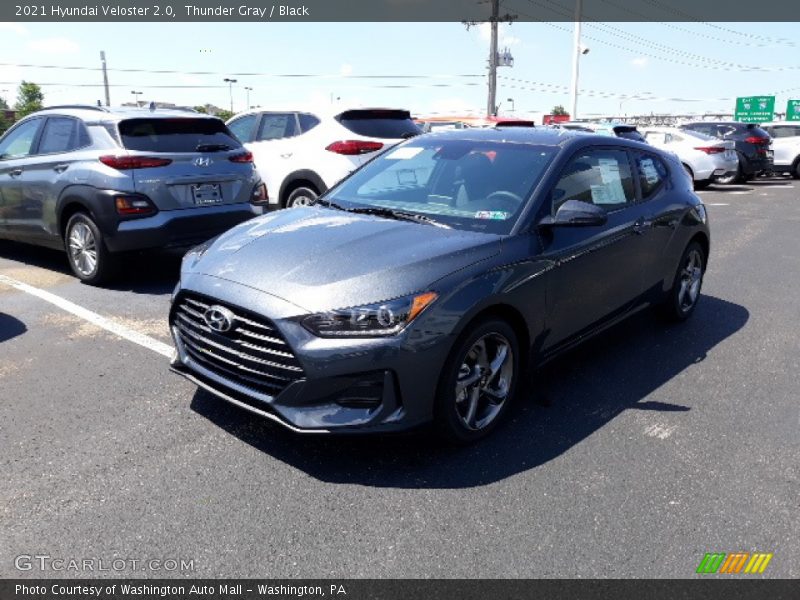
[761,120,800,126]
[418,126,655,149]
[225,106,410,122]
[27,105,215,122]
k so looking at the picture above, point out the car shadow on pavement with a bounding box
[190,295,749,489]
[0,240,182,295]
[0,312,27,343]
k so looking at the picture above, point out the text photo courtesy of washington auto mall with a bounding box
[0,1,798,599]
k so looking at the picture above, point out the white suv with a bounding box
[227,108,420,207]
[761,121,800,179]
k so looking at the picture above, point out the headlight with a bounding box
[301,292,438,338]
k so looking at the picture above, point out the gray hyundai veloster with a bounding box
[169,128,709,442]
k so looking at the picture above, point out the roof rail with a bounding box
[40,104,110,112]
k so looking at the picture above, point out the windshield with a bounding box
[323,138,558,234]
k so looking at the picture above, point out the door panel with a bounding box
[540,147,649,348]
[0,118,44,238]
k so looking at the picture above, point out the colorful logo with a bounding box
[696,552,773,574]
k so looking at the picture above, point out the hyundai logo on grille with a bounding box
[194,157,212,167]
[203,305,235,332]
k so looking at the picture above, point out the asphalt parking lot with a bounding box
[1,178,798,579]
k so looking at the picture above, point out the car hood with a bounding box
[187,206,502,313]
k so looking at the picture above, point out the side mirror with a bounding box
[539,199,608,228]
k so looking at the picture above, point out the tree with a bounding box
[14,81,44,118]
[0,113,9,135]
[0,96,8,110]
[551,104,568,116]
[214,109,234,122]
[193,105,208,114]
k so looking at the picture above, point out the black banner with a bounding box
[1,580,799,600]
[6,0,800,22]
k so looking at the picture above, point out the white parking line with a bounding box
[0,274,174,358]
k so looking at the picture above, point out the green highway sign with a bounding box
[734,96,775,122]
[787,100,800,121]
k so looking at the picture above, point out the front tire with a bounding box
[434,318,520,443]
[715,162,741,185]
[792,159,800,180]
[65,213,117,285]
[661,242,705,322]
[285,185,319,208]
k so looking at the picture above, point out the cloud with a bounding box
[0,22,28,35]
[340,63,353,77]
[26,37,80,55]
[477,22,521,47]
[631,57,648,68]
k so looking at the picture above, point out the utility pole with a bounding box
[569,0,582,119]
[244,86,253,109]
[464,0,516,119]
[487,0,499,118]
[100,51,110,107]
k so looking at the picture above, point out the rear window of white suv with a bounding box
[336,109,420,139]
[118,118,242,152]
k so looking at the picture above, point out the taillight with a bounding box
[229,151,253,163]
[114,195,156,216]
[251,182,268,204]
[99,155,172,169]
[744,136,769,145]
[325,140,384,155]
[694,146,726,155]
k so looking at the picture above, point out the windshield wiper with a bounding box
[196,143,232,152]
[348,206,451,228]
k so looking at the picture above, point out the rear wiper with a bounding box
[348,206,451,228]
[196,143,232,152]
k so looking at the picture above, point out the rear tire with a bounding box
[434,318,520,443]
[65,213,117,285]
[661,241,705,323]
[694,178,711,190]
[792,160,800,180]
[285,185,319,208]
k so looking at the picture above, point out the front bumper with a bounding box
[169,274,450,433]
[104,202,262,253]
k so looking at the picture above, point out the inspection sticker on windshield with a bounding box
[475,210,510,220]
[386,147,424,160]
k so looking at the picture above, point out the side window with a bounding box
[255,113,298,141]
[716,126,735,139]
[227,114,257,143]
[39,117,89,154]
[770,125,800,138]
[689,125,712,137]
[644,132,666,144]
[0,118,42,159]
[298,113,320,133]
[635,153,668,200]
[553,148,635,211]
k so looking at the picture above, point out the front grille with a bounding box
[171,292,305,396]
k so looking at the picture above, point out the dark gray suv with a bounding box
[0,105,266,284]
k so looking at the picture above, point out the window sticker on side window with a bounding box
[640,158,660,185]
[385,147,423,160]
[592,158,627,204]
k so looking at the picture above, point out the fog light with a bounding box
[335,377,384,410]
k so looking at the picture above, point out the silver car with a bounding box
[0,105,266,284]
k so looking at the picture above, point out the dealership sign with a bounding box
[787,100,800,121]
[734,96,775,122]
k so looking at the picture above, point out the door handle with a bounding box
[9,168,23,177]
[280,153,293,159]
[54,164,69,173]
[633,219,652,235]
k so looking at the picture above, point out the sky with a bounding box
[1,21,799,119]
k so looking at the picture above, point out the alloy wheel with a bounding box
[68,222,98,277]
[678,248,703,312]
[454,333,514,431]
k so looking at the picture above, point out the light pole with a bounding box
[244,86,253,109]
[223,78,237,113]
[131,90,142,107]
[507,98,515,113]
[569,0,583,119]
